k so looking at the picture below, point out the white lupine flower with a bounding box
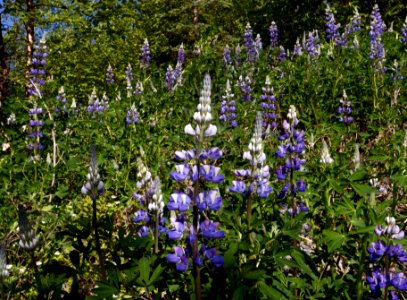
[320,140,334,164]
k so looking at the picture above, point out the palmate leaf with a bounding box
[87,282,119,299]
[322,230,348,253]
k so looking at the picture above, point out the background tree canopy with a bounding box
[0,0,406,100]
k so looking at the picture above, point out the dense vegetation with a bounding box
[0,1,406,299]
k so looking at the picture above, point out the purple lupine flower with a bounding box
[275,106,307,216]
[369,4,386,72]
[388,60,405,81]
[260,76,278,132]
[87,87,106,118]
[367,240,387,261]
[269,21,278,48]
[325,4,340,41]
[348,8,361,34]
[168,74,224,272]
[244,23,256,63]
[177,43,185,65]
[402,17,407,44]
[293,37,303,57]
[304,30,320,57]
[126,103,140,124]
[125,63,134,97]
[54,86,68,116]
[200,220,225,239]
[165,65,176,92]
[223,45,232,67]
[229,112,273,199]
[167,246,189,272]
[391,272,407,291]
[366,267,387,292]
[238,75,252,102]
[140,39,151,70]
[338,90,353,123]
[28,34,47,98]
[106,64,115,84]
[278,46,287,62]
[219,79,237,128]
[27,106,44,159]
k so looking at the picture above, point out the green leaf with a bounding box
[291,249,316,280]
[348,169,369,182]
[258,281,286,300]
[350,182,375,197]
[148,264,164,285]
[322,230,347,253]
[138,257,150,285]
[87,282,119,299]
[232,285,247,300]
[243,269,266,280]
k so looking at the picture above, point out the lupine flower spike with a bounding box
[165,65,176,92]
[140,39,151,70]
[106,64,115,84]
[275,106,308,217]
[219,79,237,128]
[28,34,47,98]
[238,75,252,102]
[338,90,353,123]
[244,23,256,63]
[168,74,224,293]
[229,112,273,221]
[126,103,140,124]
[18,205,39,251]
[269,21,278,48]
[223,45,232,68]
[260,76,278,132]
[402,17,407,44]
[320,140,334,164]
[27,106,44,161]
[369,4,386,72]
[366,217,407,299]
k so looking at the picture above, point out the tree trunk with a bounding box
[25,0,34,96]
[0,13,9,106]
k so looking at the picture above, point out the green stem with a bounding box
[92,196,106,281]
[31,251,43,298]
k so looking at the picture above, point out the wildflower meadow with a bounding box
[0,1,406,299]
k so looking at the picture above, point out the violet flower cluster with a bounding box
[54,86,68,117]
[402,17,407,44]
[28,35,47,98]
[126,103,140,124]
[87,88,107,118]
[346,8,362,35]
[140,39,151,70]
[223,45,232,68]
[27,107,44,162]
[260,76,278,132]
[132,158,166,238]
[388,60,405,82]
[167,74,224,272]
[369,4,386,72]
[244,23,256,63]
[325,4,347,47]
[278,46,287,62]
[304,30,320,58]
[238,75,252,102]
[106,64,115,84]
[366,217,407,299]
[165,65,177,92]
[269,21,278,48]
[338,90,353,123]
[174,44,184,85]
[275,106,308,217]
[219,79,237,128]
[229,112,273,199]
